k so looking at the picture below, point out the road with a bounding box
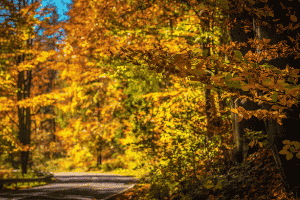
[0,172,140,200]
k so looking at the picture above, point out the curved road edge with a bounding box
[103,184,136,200]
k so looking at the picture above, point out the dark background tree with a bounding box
[1,0,36,176]
[227,0,300,196]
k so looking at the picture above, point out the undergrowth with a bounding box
[109,147,297,200]
[0,167,55,190]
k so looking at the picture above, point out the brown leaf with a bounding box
[290,15,297,22]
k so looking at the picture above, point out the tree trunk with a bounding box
[228,3,267,164]
[17,54,32,175]
[202,35,218,139]
[97,145,102,167]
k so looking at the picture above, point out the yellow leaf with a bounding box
[61,69,67,80]
[174,83,180,88]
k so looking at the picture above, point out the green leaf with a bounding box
[229,82,241,89]
[286,152,293,160]
[224,73,232,82]
[271,68,282,74]
[217,0,229,9]
[261,63,275,69]
[243,57,249,64]
[279,149,289,155]
[234,50,243,61]
[224,73,242,89]
[202,49,209,56]
[203,179,214,189]
[214,179,224,190]
[93,91,99,103]
[283,145,291,151]
[294,141,300,150]
[272,92,278,103]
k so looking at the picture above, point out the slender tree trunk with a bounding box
[203,36,214,136]
[97,144,102,167]
[96,100,102,167]
[17,53,32,175]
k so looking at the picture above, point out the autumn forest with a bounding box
[1,0,300,199]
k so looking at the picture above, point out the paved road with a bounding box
[0,172,140,200]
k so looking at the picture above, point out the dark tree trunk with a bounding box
[203,36,214,138]
[97,145,102,167]
[17,53,32,176]
[227,0,272,163]
[202,28,224,133]
[230,91,267,163]
[96,100,102,167]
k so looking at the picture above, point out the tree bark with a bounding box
[17,54,32,175]
[97,144,102,167]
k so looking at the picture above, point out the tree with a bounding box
[0,0,62,175]
[0,0,37,174]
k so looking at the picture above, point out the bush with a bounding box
[102,162,112,172]
[34,170,45,177]
[67,163,76,171]
[147,182,171,200]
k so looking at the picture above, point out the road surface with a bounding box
[0,172,140,200]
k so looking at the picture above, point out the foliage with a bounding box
[279,140,300,160]
[1,0,300,198]
[0,168,55,190]
[244,128,269,148]
[109,149,296,200]
[129,75,236,200]
[117,0,300,127]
